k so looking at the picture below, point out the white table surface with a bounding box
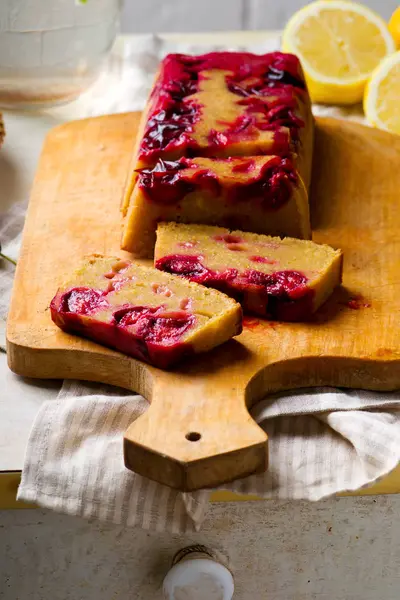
[0,110,65,471]
[0,31,281,472]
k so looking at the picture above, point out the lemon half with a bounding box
[282,0,395,105]
[364,50,400,135]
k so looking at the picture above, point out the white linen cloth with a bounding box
[0,34,397,532]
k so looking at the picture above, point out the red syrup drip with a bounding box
[155,254,314,320]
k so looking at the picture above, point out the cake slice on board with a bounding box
[50,255,242,369]
[155,223,343,320]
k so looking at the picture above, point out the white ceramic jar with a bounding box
[0,0,121,108]
[163,546,234,600]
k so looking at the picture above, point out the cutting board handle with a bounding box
[124,375,268,491]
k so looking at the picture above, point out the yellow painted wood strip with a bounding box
[0,473,36,510]
[1,468,399,510]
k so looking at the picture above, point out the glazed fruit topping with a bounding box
[230,157,298,210]
[137,156,297,210]
[141,103,201,155]
[157,254,210,282]
[238,96,304,139]
[113,306,195,344]
[155,255,313,320]
[243,269,307,298]
[137,159,194,203]
[61,288,109,315]
[56,286,197,349]
[156,255,308,296]
[226,52,305,93]
[137,158,219,204]
[140,52,306,158]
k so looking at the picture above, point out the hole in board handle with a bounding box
[186,432,201,442]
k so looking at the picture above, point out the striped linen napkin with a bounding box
[17,378,400,532]
[0,34,398,532]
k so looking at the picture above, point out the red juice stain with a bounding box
[243,316,277,329]
[243,316,261,329]
[344,295,371,310]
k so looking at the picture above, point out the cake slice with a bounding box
[121,155,310,257]
[155,223,343,321]
[121,51,313,216]
[50,255,242,369]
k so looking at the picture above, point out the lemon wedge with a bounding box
[364,50,400,135]
[282,0,395,105]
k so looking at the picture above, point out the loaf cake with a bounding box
[121,51,314,255]
[155,223,343,320]
[121,155,310,257]
[50,255,242,369]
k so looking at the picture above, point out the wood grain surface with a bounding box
[7,113,400,491]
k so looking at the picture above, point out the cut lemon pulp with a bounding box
[389,6,400,49]
[282,0,395,105]
[364,50,400,135]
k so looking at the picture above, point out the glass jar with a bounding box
[0,0,121,109]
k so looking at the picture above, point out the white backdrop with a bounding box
[121,0,399,33]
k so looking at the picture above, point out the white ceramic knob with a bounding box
[163,546,234,600]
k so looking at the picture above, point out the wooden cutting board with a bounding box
[7,113,400,492]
